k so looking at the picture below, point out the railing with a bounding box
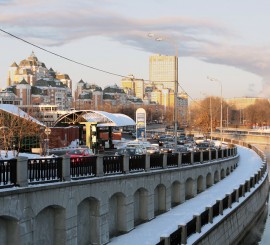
[169,227,182,245]
[157,140,268,245]
[150,153,163,169]
[70,156,97,178]
[0,158,17,187]
[103,155,123,175]
[0,146,237,187]
[167,153,178,167]
[158,165,268,245]
[182,152,192,164]
[28,158,62,184]
[193,152,200,163]
[129,155,146,172]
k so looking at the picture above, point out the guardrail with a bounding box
[156,140,268,245]
[0,146,237,187]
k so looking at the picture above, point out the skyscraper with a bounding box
[149,54,178,92]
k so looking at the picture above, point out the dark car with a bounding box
[115,147,143,156]
[196,141,215,151]
[158,135,174,146]
[177,135,186,145]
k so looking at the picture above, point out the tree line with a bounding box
[188,97,270,134]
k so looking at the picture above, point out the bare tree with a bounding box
[245,99,270,127]
[0,109,42,157]
[189,96,228,134]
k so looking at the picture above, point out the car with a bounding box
[176,145,188,152]
[146,145,160,154]
[160,144,175,153]
[177,135,186,145]
[115,147,144,156]
[196,141,216,151]
[158,134,174,146]
[66,148,94,158]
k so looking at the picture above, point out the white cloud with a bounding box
[1,0,270,96]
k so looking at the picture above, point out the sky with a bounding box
[1,0,270,100]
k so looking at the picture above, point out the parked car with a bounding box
[160,144,175,153]
[115,147,144,156]
[177,135,186,145]
[158,134,174,146]
[196,141,215,151]
[146,145,160,154]
[176,145,188,152]
[66,148,94,158]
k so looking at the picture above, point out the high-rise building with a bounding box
[7,51,48,86]
[120,75,145,99]
[149,54,178,92]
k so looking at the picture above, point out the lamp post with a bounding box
[148,33,178,151]
[207,76,223,142]
[44,127,51,156]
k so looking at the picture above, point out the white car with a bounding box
[146,145,159,154]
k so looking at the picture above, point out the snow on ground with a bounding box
[0,145,265,244]
[0,151,56,159]
[109,146,264,245]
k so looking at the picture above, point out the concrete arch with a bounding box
[226,167,230,176]
[214,170,220,184]
[221,169,225,179]
[0,215,19,245]
[77,197,100,245]
[197,175,204,194]
[171,181,181,207]
[32,191,67,216]
[109,192,126,238]
[134,188,149,226]
[154,184,166,216]
[34,205,66,245]
[185,178,194,200]
[206,173,212,188]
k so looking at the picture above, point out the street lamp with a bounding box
[148,33,179,151]
[207,76,223,142]
[44,127,51,156]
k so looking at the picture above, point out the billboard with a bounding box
[136,108,146,140]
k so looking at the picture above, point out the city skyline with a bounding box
[1,0,270,100]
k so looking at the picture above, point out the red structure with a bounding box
[48,126,80,148]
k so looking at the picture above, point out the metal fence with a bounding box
[28,158,62,183]
[0,158,16,187]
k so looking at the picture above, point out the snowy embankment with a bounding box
[109,146,264,245]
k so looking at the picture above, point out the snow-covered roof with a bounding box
[0,104,45,126]
[92,111,135,127]
[54,110,135,127]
